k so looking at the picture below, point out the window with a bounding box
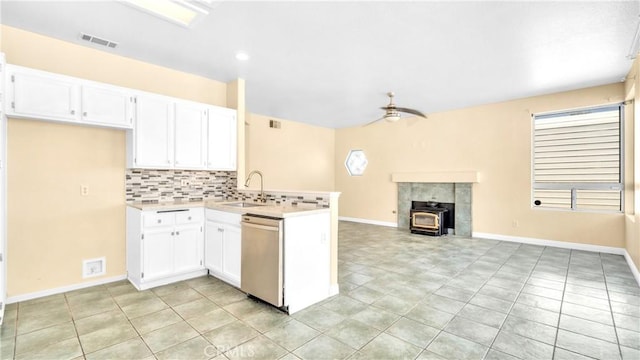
[532,104,623,212]
[345,150,368,176]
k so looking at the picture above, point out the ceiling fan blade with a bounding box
[396,107,427,118]
[364,117,385,127]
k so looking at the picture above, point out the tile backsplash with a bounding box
[126,169,331,207]
[125,169,236,203]
[226,189,330,208]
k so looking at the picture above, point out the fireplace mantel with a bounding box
[391,171,479,183]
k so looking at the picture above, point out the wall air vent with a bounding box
[80,33,118,49]
[269,119,281,129]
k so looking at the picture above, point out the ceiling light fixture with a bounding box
[628,15,640,59]
[235,52,250,61]
[383,112,401,122]
[121,0,209,28]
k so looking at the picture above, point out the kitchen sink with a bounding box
[224,202,266,208]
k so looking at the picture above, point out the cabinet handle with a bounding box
[70,110,75,115]
[157,219,162,224]
[83,111,87,117]
[188,216,192,220]
[171,231,175,236]
[218,228,224,232]
[167,160,171,164]
[176,231,180,236]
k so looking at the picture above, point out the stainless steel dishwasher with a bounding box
[240,214,284,307]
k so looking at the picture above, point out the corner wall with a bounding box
[336,83,627,249]
[2,26,228,298]
[245,113,335,192]
[624,58,639,276]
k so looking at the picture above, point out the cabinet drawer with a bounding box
[206,209,241,226]
[176,208,203,224]
[143,212,176,227]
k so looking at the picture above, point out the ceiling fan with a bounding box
[365,92,427,126]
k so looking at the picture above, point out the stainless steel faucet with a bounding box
[244,170,266,203]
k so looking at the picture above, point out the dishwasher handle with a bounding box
[242,221,280,232]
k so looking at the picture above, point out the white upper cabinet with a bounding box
[174,101,207,169]
[5,65,134,129]
[131,93,174,169]
[6,64,238,171]
[207,106,237,171]
[81,83,133,128]
[129,101,237,171]
[8,66,80,123]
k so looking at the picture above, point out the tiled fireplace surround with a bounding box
[398,182,472,236]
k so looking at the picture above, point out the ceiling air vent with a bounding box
[80,33,118,49]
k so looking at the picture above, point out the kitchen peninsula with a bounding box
[126,190,340,314]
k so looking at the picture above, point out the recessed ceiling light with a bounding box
[235,52,250,61]
[121,0,208,28]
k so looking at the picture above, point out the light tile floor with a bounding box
[1,221,639,359]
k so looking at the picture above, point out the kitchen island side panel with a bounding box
[284,212,331,314]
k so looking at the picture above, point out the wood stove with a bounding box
[410,201,455,236]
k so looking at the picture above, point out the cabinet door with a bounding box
[133,94,173,168]
[142,229,174,280]
[174,102,206,169]
[204,220,224,274]
[174,224,204,274]
[81,84,133,129]
[9,68,79,122]
[222,225,241,286]
[207,107,237,170]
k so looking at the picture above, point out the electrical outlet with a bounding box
[80,185,89,196]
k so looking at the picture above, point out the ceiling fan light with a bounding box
[384,113,401,122]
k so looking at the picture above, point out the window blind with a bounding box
[532,105,623,212]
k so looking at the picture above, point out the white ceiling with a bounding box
[1,1,638,128]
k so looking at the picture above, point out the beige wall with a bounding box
[245,113,335,191]
[8,120,126,296]
[336,83,628,248]
[3,26,228,297]
[2,26,227,105]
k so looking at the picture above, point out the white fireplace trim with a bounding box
[391,171,479,183]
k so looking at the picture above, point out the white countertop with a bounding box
[127,200,330,218]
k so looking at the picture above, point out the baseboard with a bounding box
[339,216,397,228]
[472,232,626,255]
[7,274,127,304]
[473,232,639,287]
[623,250,640,287]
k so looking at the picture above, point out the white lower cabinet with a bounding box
[205,209,241,287]
[126,207,206,290]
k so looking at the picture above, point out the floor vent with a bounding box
[82,257,106,278]
[80,33,118,49]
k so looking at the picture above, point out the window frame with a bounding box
[531,104,625,213]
